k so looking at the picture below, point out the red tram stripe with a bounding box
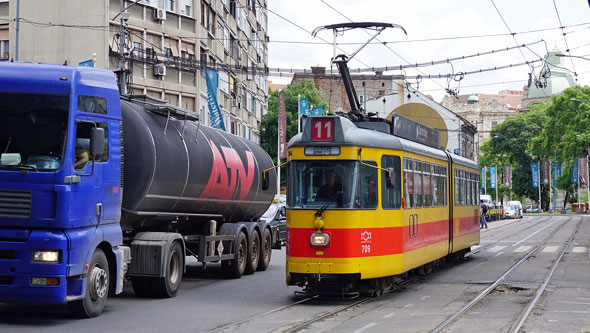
[287,217,479,258]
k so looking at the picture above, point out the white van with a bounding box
[508,200,523,218]
[480,194,492,205]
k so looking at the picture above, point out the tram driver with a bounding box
[316,170,344,206]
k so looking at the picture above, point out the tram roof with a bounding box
[288,115,478,170]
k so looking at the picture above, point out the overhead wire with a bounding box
[552,0,578,81]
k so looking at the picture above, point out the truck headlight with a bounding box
[310,233,330,246]
[32,250,61,263]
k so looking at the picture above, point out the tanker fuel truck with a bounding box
[0,62,280,317]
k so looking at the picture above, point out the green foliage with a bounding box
[479,102,547,203]
[260,80,328,188]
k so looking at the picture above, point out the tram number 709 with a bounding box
[361,244,371,254]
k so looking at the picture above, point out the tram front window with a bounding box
[288,160,377,209]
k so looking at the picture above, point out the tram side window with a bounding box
[403,158,414,208]
[467,172,472,206]
[441,166,447,206]
[432,165,439,207]
[461,170,467,205]
[414,161,423,208]
[423,162,431,207]
[381,155,401,209]
[454,169,459,205]
[359,161,378,209]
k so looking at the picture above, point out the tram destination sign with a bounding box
[392,113,440,149]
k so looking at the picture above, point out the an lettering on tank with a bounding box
[200,139,255,201]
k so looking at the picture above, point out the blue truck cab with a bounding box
[0,62,124,317]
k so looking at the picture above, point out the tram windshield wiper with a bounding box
[315,191,343,217]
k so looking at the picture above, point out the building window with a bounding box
[492,121,497,128]
[165,0,176,12]
[0,40,8,60]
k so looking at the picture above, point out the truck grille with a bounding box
[0,190,32,219]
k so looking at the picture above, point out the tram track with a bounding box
[431,215,581,332]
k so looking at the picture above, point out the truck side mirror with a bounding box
[90,127,105,157]
[385,167,396,189]
[261,171,269,190]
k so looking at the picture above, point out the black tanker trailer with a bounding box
[118,96,279,298]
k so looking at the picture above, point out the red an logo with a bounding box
[200,140,255,202]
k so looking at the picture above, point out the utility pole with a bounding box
[15,0,20,61]
[117,0,128,95]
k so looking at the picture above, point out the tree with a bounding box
[479,103,547,205]
[260,79,328,187]
[531,85,590,208]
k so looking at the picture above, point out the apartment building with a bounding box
[0,0,268,143]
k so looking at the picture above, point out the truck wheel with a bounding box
[257,228,272,271]
[245,230,260,275]
[153,240,183,298]
[68,248,109,318]
[222,231,247,278]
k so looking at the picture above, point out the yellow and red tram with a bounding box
[286,115,480,295]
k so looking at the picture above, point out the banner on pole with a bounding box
[531,163,539,188]
[490,166,497,189]
[481,167,486,189]
[299,97,309,116]
[278,90,287,159]
[205,67,226,131]
[311,106,323,116]
[579,157,588,185]
[542,160,550,185]
[571,162,578,184]
[504,165,512,188]
[553,162,561,184]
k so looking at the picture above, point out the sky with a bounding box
[267,0,590,102]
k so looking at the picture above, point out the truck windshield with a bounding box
[0,92,69,172]
[288,160,378,209]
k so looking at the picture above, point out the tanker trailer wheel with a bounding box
[68,248,109,318]
[222,231,247,278]
[152,240,183,298]
[244,230,260,275]
[257,228,272,271]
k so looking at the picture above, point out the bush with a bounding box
[569,196,578,204]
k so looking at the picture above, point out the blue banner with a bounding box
[553,162,561,184]
[78,59,94,67]
[572,162,578,184]
[490,166,497,189]
[481,167,486,189]
[299,97,309,116]
[311,106,323,116]
[205,67,226,131]
[531,163,539,188]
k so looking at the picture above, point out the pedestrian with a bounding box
[480,199,488,229]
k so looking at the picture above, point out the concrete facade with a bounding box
[0,0,267,143]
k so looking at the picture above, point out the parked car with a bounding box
[508,200,523,215]
[505,205,522,219]
[525,205,539,213]
[261,197,287,244]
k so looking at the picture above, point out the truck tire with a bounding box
[245,230,260,275]
[68,248,109,318]
[152,240,183,298]
[257,228,272,271]
[222,231,247,278]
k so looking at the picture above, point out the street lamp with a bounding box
[576,134,590,213]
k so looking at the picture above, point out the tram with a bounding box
[285,115,480,296]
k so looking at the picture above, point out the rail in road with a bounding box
[431,215,582,332]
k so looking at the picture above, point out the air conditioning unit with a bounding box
[153,8,166,21]
[154,64,166,76]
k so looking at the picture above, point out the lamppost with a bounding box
[576,134,590,213]
[492,136,499,203]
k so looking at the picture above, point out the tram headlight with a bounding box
[310,232,330,246]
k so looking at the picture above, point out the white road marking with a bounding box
[488,246,507,252]
[558,301,590,305]
[404,303,415,308]
[383,312,397,318]
[420,295,431,301]
[552,310,590,314]
[512,221,556,246]
[353,323,376,333]
[572,246,588,253]
[514,246,532,253]
[542,246,559,253]
[493,252,504,258]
